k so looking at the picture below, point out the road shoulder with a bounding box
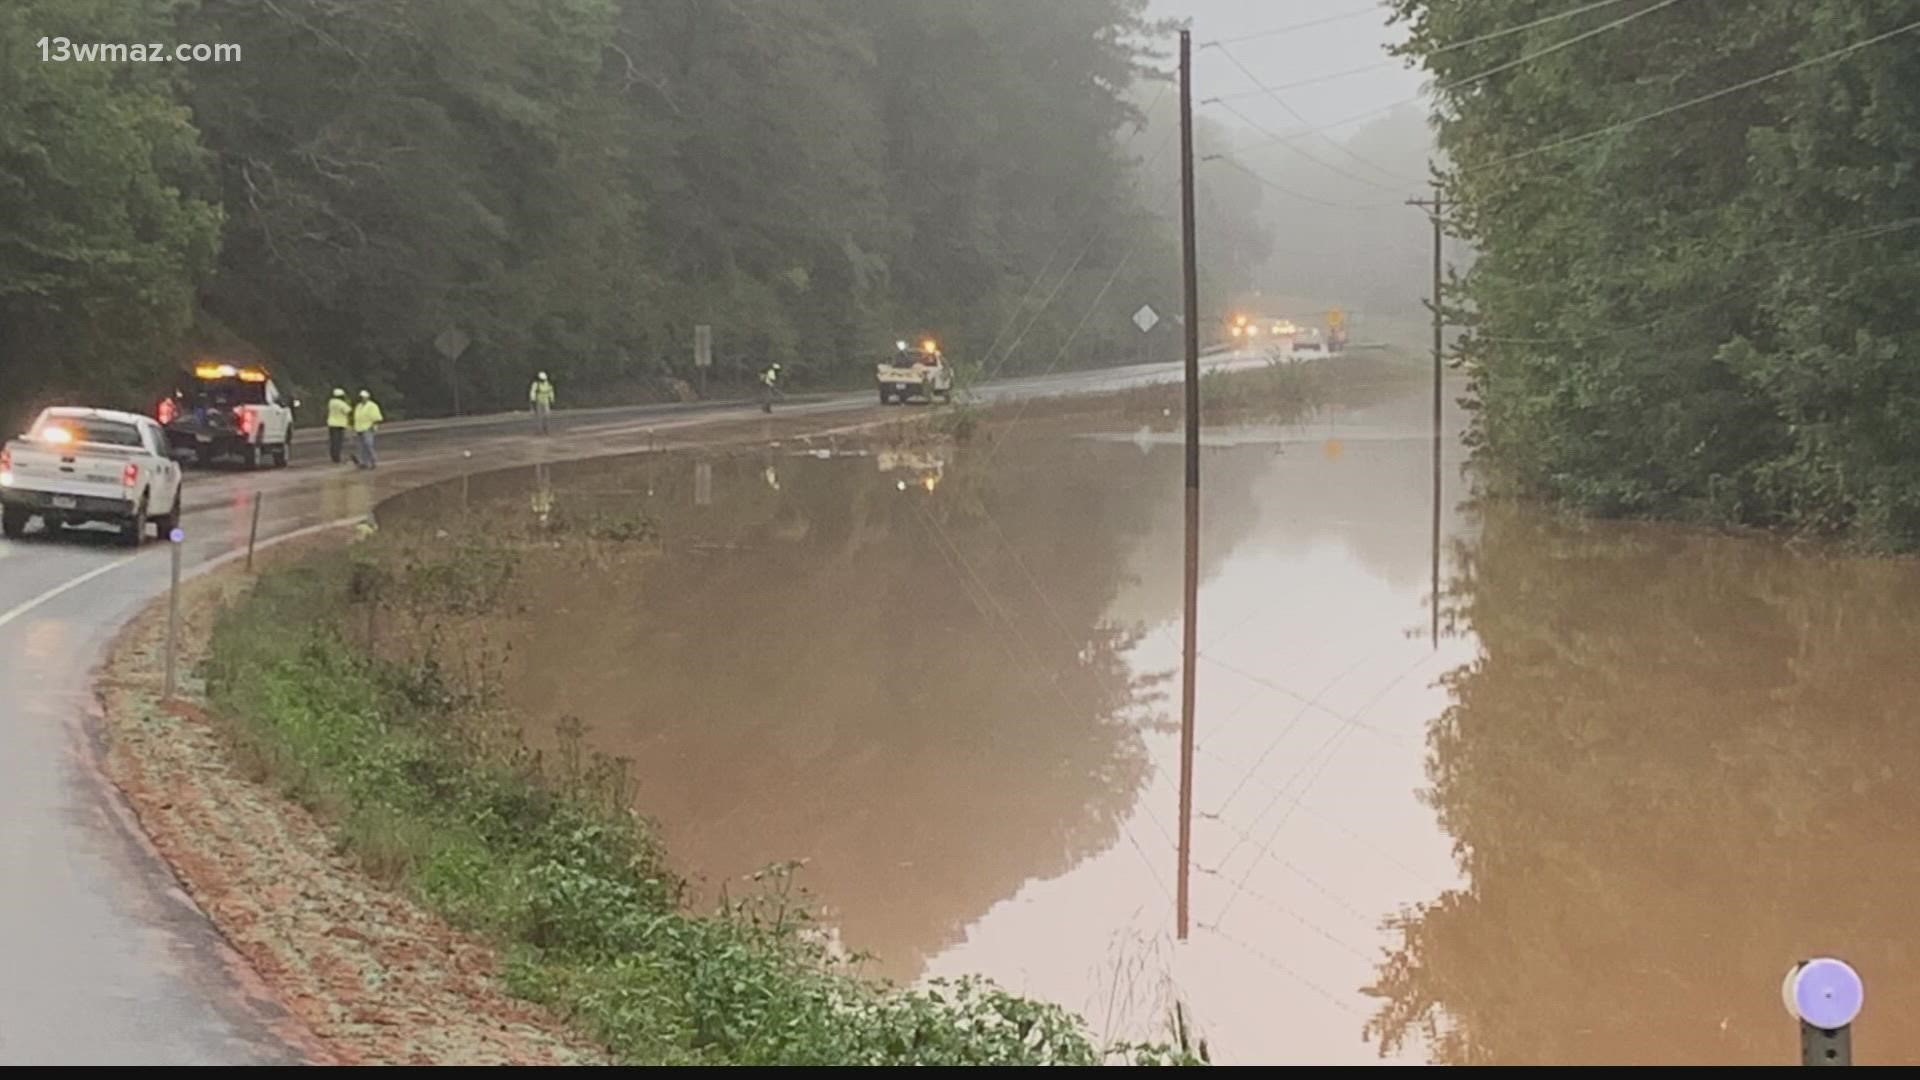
[94,534,606,1066]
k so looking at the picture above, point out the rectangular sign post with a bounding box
[693,324,713,397]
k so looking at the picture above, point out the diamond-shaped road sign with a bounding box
[1132,304,1160,334]
[433,327,470,361]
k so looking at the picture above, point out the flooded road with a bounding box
[387,376,1920,1065]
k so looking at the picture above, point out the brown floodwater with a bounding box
[384,378,1920,1065]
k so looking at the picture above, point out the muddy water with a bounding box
[387,379,1920,1065]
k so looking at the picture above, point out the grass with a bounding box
[201,538,1207,1065]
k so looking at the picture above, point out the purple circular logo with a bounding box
[1784,958,1863,1029]
[168,527,184,544]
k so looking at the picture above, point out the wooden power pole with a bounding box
[1176,28,1201,943]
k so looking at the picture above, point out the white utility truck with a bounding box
[877,339,954,404]
[0,407,185,545]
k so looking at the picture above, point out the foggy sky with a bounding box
[1149,0,1426,129]
[1144,1,1442,335]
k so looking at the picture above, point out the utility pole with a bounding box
[1408,179,1444,648]
[1176,28,1201,943]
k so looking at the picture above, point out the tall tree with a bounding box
[0,0,221,430]
[8,0,1187,420]
[1393,0,1920,549]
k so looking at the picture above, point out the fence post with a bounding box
[164,527,183,701]
[246,491,263,572]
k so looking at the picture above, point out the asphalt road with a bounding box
[0,353,1257,1064]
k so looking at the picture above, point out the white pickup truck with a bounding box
[158,362,296,468]
[0,407,185,545]
[877,340,954,404]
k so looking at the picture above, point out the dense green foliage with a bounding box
[1393,0,1920,549]
[1,0,1210,428]
[205,543,1203,1065]
[0,0,222,425]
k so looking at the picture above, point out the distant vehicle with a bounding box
[1290,340,1333,361]
[158,362,296,468]
[877,339,954,404]
[1,407,184,545]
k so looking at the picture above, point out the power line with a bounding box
[1193,742,1446,889]
[1210,0,1642,106]
[1191,866,1377,963]
[977,84,1172,379]
[1467,15,1920,171]
[1430,0,1684,97]
[972,179,1176,469]
[907,500,1181,901]
[1194,922,1368,1016]
[1208,98,1405,194]
[1205,647,1442,891]
[912,514,1184,891]
[1225,0,1684,160]
[1203,4,1386,48]
[1429,0,1639,55]
[1207,155,1406,213]
[977,132,1174,386]
[1211,59,1403,105]
[1206,41,1421,187]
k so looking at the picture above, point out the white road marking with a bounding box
[0,516,365,635]
[0,555,142,630]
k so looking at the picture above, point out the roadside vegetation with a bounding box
[0,0,1215,431]
[201,525,1206,1065]
[1395,0,1920,550]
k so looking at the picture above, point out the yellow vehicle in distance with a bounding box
[877,338,954,405]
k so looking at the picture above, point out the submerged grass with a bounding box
[203,538,1206,1065]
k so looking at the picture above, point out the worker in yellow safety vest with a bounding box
[529,371,556,435]
[760,363,781,413]
[350,390,384,469]
[325,388,352,464]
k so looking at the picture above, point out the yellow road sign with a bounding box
[1327,308,1345,328]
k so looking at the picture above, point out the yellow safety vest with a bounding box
[351,400,383,432]
[530,379,555,405]
[326,398,351,428]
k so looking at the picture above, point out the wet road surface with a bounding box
[0,354,1254,1064]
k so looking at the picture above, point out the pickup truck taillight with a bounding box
[236,407,255,437]
[0,446,11,487]
[156,398,176,425]
[122,462,140,488]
